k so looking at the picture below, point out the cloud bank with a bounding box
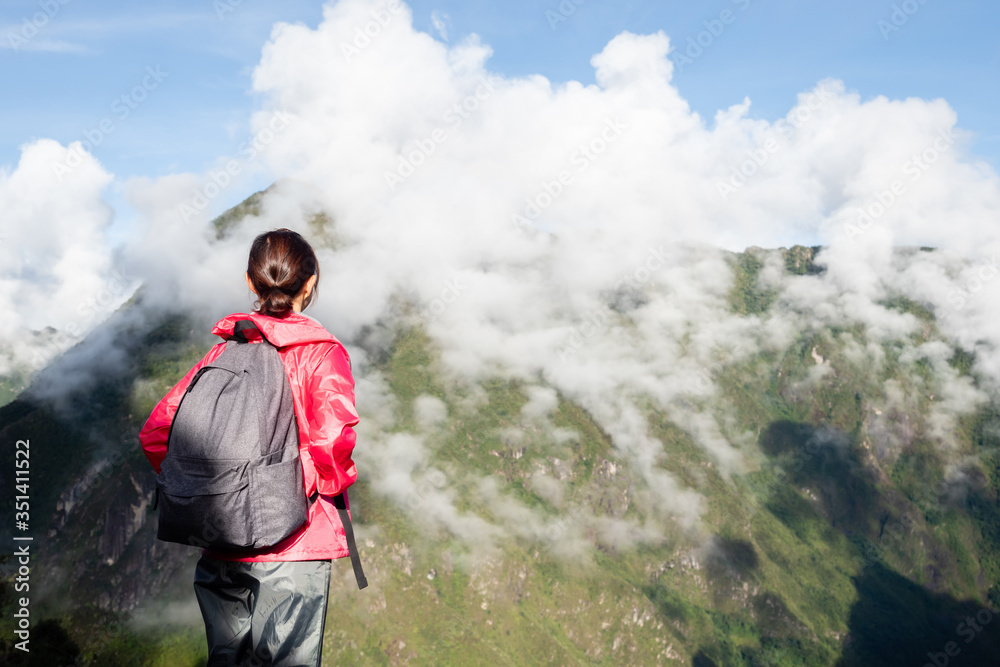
[3,0,1000,555]
[0,139,138,375]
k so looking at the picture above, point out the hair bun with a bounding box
[246,229,321,316]
[259,286,293,315]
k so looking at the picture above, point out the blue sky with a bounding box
[2,0,998,236]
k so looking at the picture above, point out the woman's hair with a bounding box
[246,228,319,316]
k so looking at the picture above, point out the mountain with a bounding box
[1,194,999,666]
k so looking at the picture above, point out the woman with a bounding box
[138,228,361,666]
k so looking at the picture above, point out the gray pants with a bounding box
[193,555,332,667]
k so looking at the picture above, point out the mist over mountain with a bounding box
[2,0,1000,664]
[3,207,1000,664]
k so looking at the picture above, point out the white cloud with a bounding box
[6,0,1000,556]
[0,139,136,374]
[234,0,1000,537]
[0,38,88,53]
[430,10,449,41]
[414,394,448,428]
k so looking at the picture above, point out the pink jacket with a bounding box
[138,310,360,562]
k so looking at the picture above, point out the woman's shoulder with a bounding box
[221,310,341,349]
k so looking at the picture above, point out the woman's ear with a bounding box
[302,273,319,298]
[245,272,257,296]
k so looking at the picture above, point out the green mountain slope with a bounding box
[1,197,999,666]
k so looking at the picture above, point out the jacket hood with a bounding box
[212,311,337,348]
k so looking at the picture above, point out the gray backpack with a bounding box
[156,320,308,551]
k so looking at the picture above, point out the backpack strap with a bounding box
[332,493,368,589]
[232,318,367,589]
[232,319,271,345]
